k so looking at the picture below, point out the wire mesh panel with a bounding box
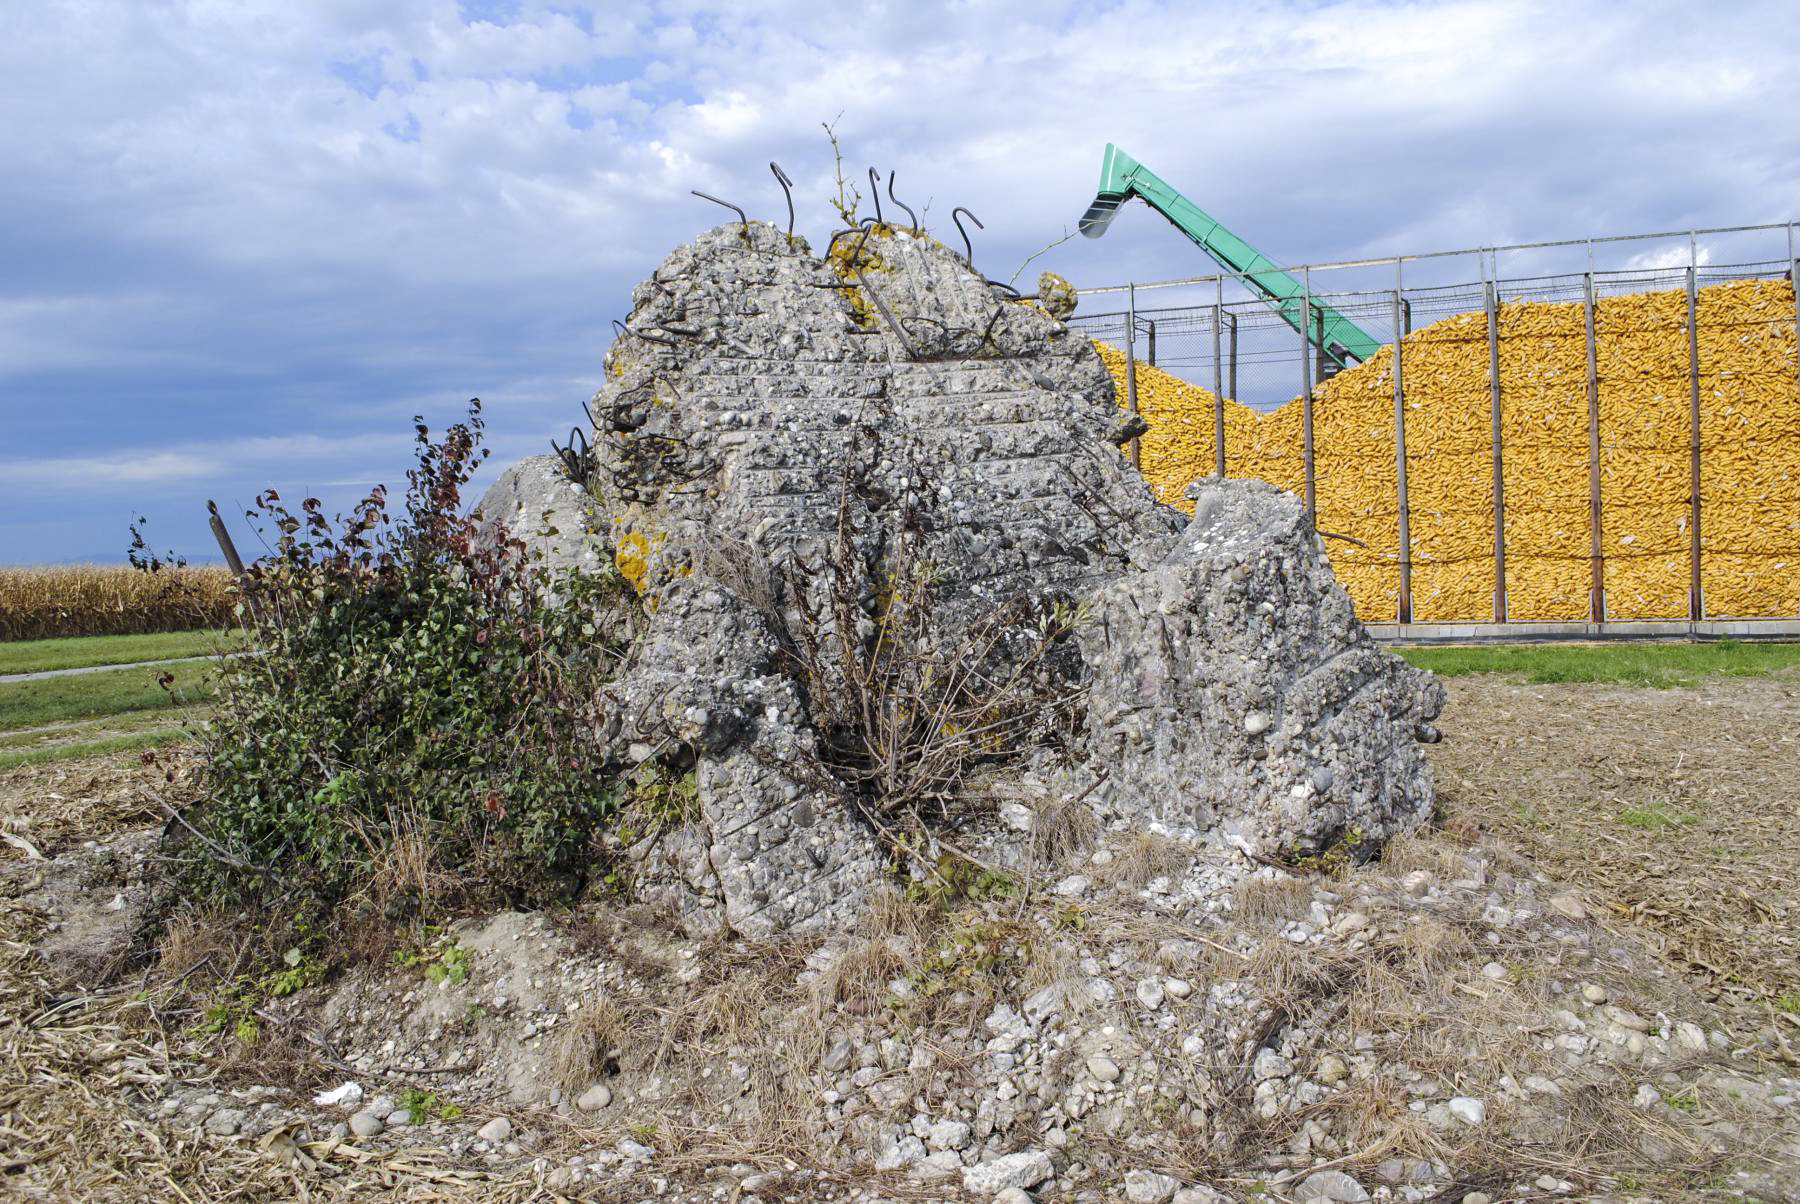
[1493,289,1592,621]
[1592,269,1692,618]
[1694,267,1800,618]
[1071,222,1800,624]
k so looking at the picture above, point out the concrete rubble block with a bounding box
[480,219,1445,936]
[1077,477,1445,858]
[476,454,612,578]
[961,1148,1054,1195]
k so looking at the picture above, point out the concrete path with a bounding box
[0,655,220,685]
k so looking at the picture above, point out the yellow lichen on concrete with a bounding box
[612,528,663,597]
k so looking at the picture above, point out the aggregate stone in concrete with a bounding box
[482,219,1443,934]
[1077,477,1444,858]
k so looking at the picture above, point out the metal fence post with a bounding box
[1125,282,1141,471]
[1315,301,1329,383]
[1392,264,1413,625]
[1485,277,1507,622]
[1144,318,1157,367]
[1790,223,1798,419]
[1227,310,1239,402]
[1583,270,1605,622]
[1211,278,1226,477]
[1301,267,1317,523]
[1687,236,1703,621]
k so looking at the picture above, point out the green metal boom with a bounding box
[1079,143,1383,369]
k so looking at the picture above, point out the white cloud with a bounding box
[2,0,1798,562]
[4,434,411,492]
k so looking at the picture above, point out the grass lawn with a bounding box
[1398,639,1800,688]
[0,631,229,767]
[0,660,215,731]
[0,628,241,676]
[0,723,189,771]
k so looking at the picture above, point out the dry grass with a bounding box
[1230,872,1314,930]
[549,996,628,1094]
[153,911,249,987]
[0,565,235,641]
[1377,831,1468,880]
[1428,670,1800,1014]
[1129,845,1756,1200]
[809,887,924,1011]
[1092,831,1188,891]
[1028,792,1100,868]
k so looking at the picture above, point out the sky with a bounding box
[2,0,1796,564]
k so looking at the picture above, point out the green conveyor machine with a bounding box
[1078,143,1384,371]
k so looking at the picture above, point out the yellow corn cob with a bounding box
[1097,277,1800,621]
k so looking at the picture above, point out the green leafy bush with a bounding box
[184,400,634,909]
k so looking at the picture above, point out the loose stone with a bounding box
[1124,1168,1183,1203]
[1447,1097,1486,1126]
[1296,1169,1370,1202]
[960,1149,1054,1195]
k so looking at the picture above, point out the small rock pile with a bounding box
[140,823,1800,1201]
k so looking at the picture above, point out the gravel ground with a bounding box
[1428,668,1800,1017]
[2,672,1798,1202]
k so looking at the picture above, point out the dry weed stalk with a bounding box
[758,428,1086,830]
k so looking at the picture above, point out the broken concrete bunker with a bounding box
[479,220,1444,937]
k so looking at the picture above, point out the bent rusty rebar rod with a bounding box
[769,162,794,238]
[868,168,884,226]
[886,171,918,231]
[952,207,982,270]
[551,426,592,485]
[611,318,679,348]
[1316,529,1369,549]
[691,189,748,233]
[840,218,919,360]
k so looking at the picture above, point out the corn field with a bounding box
[1094,276,1800,622]
[0,565,237,641]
